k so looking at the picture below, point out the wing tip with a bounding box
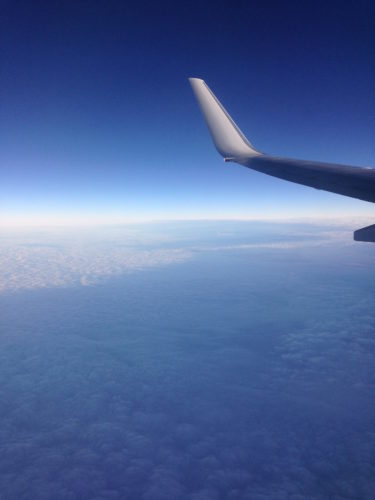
[188,77,205,86]
[353,224,375,243]
[189,77,260,159]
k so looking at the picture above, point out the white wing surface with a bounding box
[189,78,375,241]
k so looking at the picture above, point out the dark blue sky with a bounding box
[1,0,374,224]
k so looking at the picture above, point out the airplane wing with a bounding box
[189,78,375,242]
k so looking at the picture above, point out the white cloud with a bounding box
[0,220,370,293]
[0,229,191,293]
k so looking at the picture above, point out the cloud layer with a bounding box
[1,222,375,499]
[0,227,191,292]
[0,221,361,294]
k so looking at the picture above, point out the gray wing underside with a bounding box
[189,78,375,241]
[240,155,375,205]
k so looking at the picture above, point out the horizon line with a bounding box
[1,214,373,229]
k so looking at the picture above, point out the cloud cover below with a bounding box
[1,221,375,499]
[0,220,366,293]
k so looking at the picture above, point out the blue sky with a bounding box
[1,0,374,224]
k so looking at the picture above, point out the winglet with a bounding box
[189,78,261,160]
